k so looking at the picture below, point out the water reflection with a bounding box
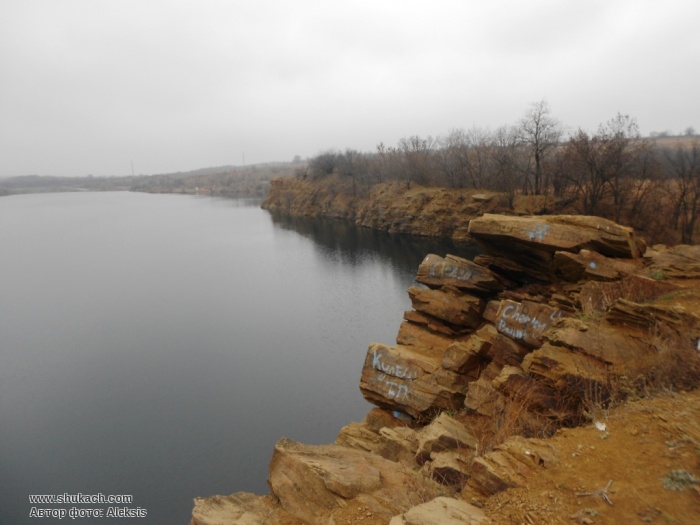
[268,210,480,273]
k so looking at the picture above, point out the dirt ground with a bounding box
[327,390,700,525]
[480,390,700,525]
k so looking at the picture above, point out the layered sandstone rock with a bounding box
[468,214,646,280]
[468,214,646,259]
[193,213,700,525]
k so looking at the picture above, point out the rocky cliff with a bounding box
[191,214,700,525]
[261,176,542,243]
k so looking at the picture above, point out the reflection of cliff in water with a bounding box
[268,210,481,273]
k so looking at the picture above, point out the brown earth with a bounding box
[482,390,700,525]
[327,390,700,525]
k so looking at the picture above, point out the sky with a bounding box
[1,1,699,177]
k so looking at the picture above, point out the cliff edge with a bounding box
[260,176,552,243]
[191,214,700,525]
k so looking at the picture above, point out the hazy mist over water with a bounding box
[0,192,477,524]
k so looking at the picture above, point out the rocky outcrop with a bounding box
[192,214,700,525]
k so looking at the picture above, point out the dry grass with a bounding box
[460,382,561,457]
[614,326,700,398]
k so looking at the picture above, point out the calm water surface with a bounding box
[0,192,476,524]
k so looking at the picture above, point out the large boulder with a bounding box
[469,214,646,258]
[268,438,449,524]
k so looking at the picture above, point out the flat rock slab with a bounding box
[468,214,646,259]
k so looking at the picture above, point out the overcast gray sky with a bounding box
[1,0,698,177]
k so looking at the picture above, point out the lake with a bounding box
[0,192,477,524]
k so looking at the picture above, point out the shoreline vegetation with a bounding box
[260,124,700,247]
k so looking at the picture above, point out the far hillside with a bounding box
[0,161,302,198]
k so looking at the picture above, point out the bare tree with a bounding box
[464,127,492,189]
[516,100,562,195]
[374,142,402,183]
[662,140,700,243]
[435,129,468,188]
[337,149,361,196]
[562,129,610,215]
[309,149,340,179]
[489,125,522,209]
[398,135,435,188]
[598,114,641,221]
